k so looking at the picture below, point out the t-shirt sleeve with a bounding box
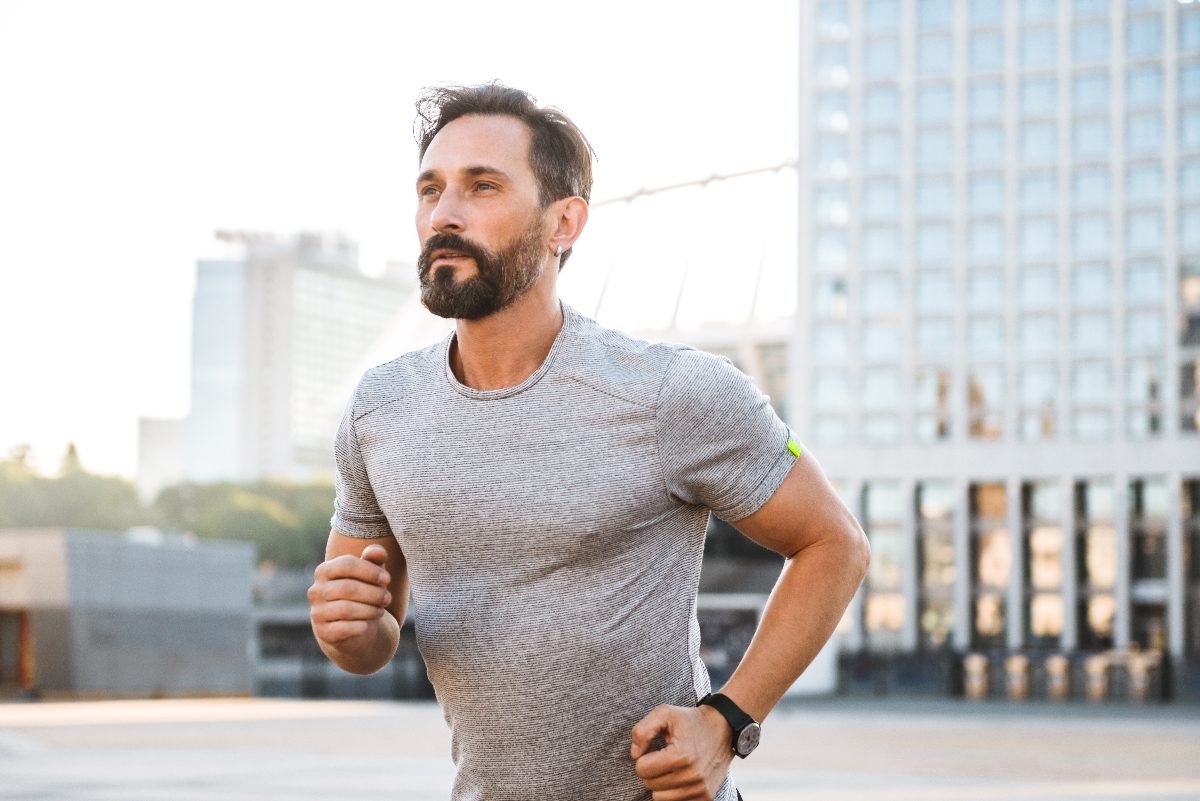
[655,348,798,522]
[330,390,393,539]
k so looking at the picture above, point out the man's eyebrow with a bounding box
[417,165,512,185]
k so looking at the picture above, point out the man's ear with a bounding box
[548,196,589,256]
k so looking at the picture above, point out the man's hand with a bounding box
[308,543,396,670]
[630,703,733,801]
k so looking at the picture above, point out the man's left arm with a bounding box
[631,451,869,800]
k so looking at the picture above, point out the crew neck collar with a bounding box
[442,302,575,400]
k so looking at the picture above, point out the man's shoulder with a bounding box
[348,337,446,420]
[561,307,728,406]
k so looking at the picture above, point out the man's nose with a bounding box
[429,190,464,234]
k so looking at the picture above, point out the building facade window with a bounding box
[970,174,1005,215]
[972,33,1005,72]
[971,483,1010,649]
[1126,65,1163,108]
[917,177,953,218]
[863,482,905,651]
[1023,481,1065,649]
[1020,266,1058,310]
[1073,168,1110,209]
[1072,263,1111,307]
[1074,72,1109,113]
[1076,480,1116,651]
[1074,24,1110,64]
[1021,28,1056,69]
[915,367,953,441]
[1129,477,1168,652]
[918,481,956,649]
[865,39,901,79]
[969,270,1006,311]
[1126,163,1163,205]
[969,365,1005,439]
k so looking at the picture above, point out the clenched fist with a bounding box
[308,543,398,673]
[630,703,734,801]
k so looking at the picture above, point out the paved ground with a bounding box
[1,697,1198,800]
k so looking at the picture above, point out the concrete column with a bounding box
[1007,475,1025,651]
[953,476,973,651]
[1168,472,1186,659]
[1115,474,1132,650]
[1061,474,1079,651]
[901,478,920,651]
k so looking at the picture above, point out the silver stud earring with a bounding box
[554,244,563,257]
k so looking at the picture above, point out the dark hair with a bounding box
[414,82,595,267]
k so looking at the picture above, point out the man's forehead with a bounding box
[419,114,533,174]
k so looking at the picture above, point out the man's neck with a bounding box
[449,283,564,391]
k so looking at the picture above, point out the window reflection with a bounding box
[971,127,1005,167]
[971,80,1004,120]
[969,221,1005,264]
[1022,123,1057,163]
[916,272,954,314]
[1127,114,1163,156]
[1072,361,1112,405]
[1072,263,1111,307]
[863,180,899,221]
[814,370,851,410]
[814,276,848,320]
[1072,168,1110,209]
[1126,17,1162,59]
[1074,24,1110,64]
[919,36,953,75]
[917,225,952,265]
[1126,164,1163,205]
[917,178,952,218]
[970,175,1004,215]
[971,32,1004,71]
[1021,28,1056,68]
[864,85,901,125]
[864,481,905,650]
[1127,211,1162,254]
[863,367,901,411]
[918,481,955,649]
[916,318,954,361]
[1077,478,1116,650]
[918,84,953,124]
[915,367,953,441]
[1073,72,1109,112]
[1021,218,1057,262]
[1073,119,1109,161]
[1024,481,1064,647]
[1131,477,1168,582]
[1020,173,1056,213]
[1020,315,1057,358]
[969,366,1004,439]
[972,482,1009,649]
[1020,267,1057,310]
[1127,65,1163,108]
[1021,77,1057,118]
[969,270,1005,312]
[1073,216,1111,258]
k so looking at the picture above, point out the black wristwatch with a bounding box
[697,692,761,758]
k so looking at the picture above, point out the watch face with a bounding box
[736,722,761,757]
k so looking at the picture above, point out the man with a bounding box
[308,83,869,801]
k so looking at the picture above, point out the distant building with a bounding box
[0,528,254,698]
[136,417,184,501]
[141,232,414,488]
[799,0,1200,699]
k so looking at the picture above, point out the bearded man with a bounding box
[307,83,869,801]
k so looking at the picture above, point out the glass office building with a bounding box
[799,0,1200,698]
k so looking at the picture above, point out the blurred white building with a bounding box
[798,0,1200,699]
[139,232,412,491]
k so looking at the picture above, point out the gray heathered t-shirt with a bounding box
[332,303,796,801]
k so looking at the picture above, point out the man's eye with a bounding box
[475,182,496,192]
[419,186,440,198]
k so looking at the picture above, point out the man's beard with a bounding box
[417,219,546,320]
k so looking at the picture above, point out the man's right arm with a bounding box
[308,530,410,675]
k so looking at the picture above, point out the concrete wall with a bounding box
[62,530,255,697]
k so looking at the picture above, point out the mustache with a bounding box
[418,232,491,280]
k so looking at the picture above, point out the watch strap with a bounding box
[697,692,755,737]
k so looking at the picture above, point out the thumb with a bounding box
[630,705,673,759]
[361,544,388,567]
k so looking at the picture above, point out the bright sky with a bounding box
[0,0,799,478]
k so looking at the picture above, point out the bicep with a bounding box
[326,530,410,620]
[728,452,863,559]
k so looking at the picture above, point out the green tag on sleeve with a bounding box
[787,438,802,458]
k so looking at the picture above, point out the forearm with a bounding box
[719,530,868,721]
[315,607,402,675]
